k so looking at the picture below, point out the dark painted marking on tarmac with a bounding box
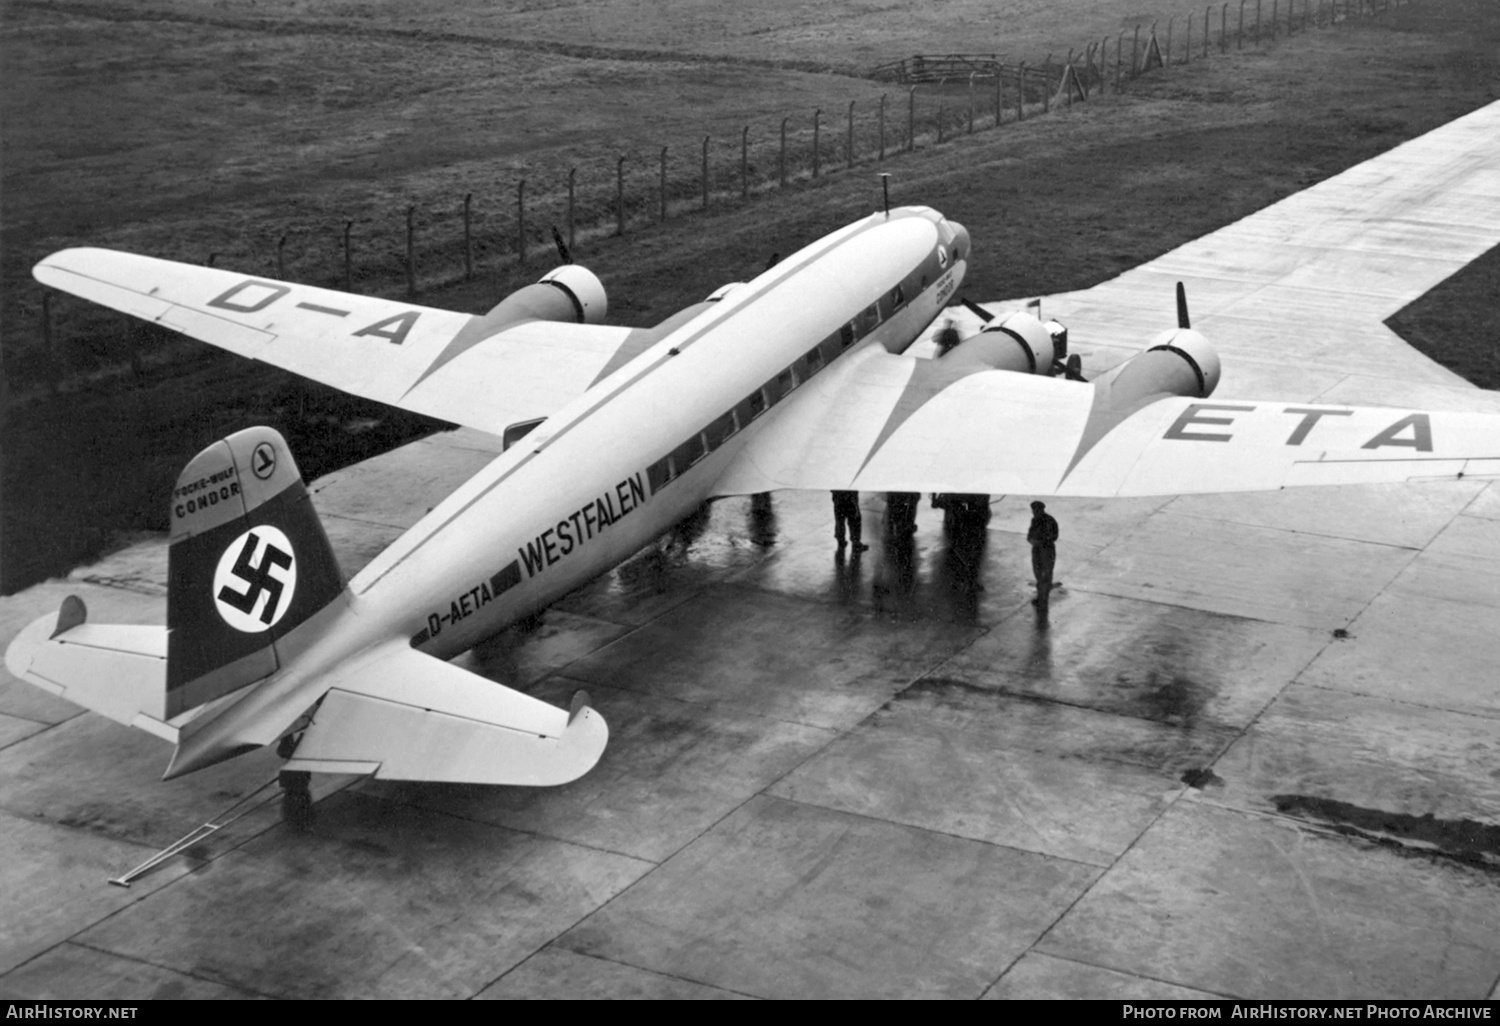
[1273,794,1500,870]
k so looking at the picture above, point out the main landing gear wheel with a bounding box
[276,733,314,828]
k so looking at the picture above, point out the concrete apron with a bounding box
[3,104,1500,998]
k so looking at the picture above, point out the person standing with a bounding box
[832,490,868,552]
[1027,500,1059,609]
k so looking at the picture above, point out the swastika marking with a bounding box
[213,526,298,633]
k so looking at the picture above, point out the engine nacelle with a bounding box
[1091,328,1221,404]
[482,264,608,328]
[940,310,1055,374]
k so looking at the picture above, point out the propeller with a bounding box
[551,226,572,265]
[959,296,994,323]
[1176,281,1190,329]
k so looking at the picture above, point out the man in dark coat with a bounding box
[832,490,868,552]
[1027,500,1059,609]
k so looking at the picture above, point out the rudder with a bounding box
[166,426,343,717]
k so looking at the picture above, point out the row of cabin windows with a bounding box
[644,264,928,495]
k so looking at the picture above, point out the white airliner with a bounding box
[8,206,1500,793]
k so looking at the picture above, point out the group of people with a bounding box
[829,491,1060,611]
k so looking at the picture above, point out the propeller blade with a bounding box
[551,226,572,264]
[1176,281,1190,329]
[959,297,995,323]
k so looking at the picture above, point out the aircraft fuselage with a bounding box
[168,207,970,773]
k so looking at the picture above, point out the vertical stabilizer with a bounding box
[165,427,343,717]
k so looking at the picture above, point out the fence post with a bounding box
[846,100,858,166]
[660,147,669,221]
[1222,4,1229,51]
[1167,17,1175,67]
[742,126,750,199]
[42,292,56,395]
[405,206,415,296]
[1256,0,1262,44]
[1116,32,1126,88]
[517,180,526,265]
[1272,0,1279,40]
[967,73,976,133]
[1017,64,1026,120]
[616,156,625,236]
[812,109,821,178]
[1041,55,1051,110]
[995,66,1004,120]
[908,87,916,151]
[1204,6,1211,57]
[1239,0,1246,47]
[463,193,473,279]
[701,135,710,209]
[1131,25,1140,76]
[879,93,887,160]
[343,221,352,288]
[567,167,576,254]
[780,118,789,187]
[276,234,287,278]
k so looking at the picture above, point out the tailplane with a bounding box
[4,427,345,732]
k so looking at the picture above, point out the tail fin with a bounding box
[165,426,344,717]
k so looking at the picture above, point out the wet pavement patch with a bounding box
[1180,768,1223,790]
[1272,794,1500,870]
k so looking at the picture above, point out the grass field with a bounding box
[1,0,1497,592]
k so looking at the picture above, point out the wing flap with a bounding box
[284,644,607,786]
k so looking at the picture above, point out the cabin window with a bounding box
[765,367,795,403]
[891,284,906,309]
[821,336,843,364]
[705,410,737,450]
[647,457,674,492]
[860,304,881,333]
[746,389,768,419]
[670,433,706,475]
[801,345,825,377]
[841,322,856,348]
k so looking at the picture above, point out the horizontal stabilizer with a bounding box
[4,598,177,742]
[283,643,608,786]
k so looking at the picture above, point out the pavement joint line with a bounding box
[762,790,1103,872]
[342,781,659,867]
[1289,678,1500,722]
[52,939,278,1001]
[477,943,759,1001]
[1144,511,1435,552]
[1011,950,1240,1000]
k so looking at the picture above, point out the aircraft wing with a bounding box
[282,642,608,786]
[713,350,1500,498]
[33,248,643,437]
